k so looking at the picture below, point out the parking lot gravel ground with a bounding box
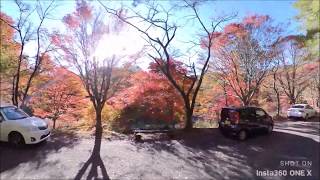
[1,119,319,180]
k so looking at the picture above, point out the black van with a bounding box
[219,107,273,140]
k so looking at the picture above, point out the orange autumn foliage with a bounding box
[31,67,88,128]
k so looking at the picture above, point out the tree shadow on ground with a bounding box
[274,120,320,137]
[132,128,319,180]
[288,116,320,122]
[0,130,80,173]
[74,126,110,180]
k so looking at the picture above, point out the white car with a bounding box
[0,105,50,145]
[287,104,317,120]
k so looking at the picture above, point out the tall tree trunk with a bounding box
[11,75,16,105]
[273,72,280,116]
[13,43,24,106]
[93,107,103,158]
[276,92,280,116]
[53,119,56,129]
[315,79,320,107]
[184,107,193,130]
[14,71,20,106]
[13,62,21,106]
[95,108,103,143]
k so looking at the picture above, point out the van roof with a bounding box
[222,106,260,110]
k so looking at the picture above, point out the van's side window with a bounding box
[256,109,266,118]
[240,108,255,121]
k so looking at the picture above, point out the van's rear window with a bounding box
[221,109,238,120]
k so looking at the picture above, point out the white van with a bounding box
[287,104,317,120]
[0,104,50,145]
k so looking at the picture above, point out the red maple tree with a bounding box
[108,70,185,130]
[31,67,87,129]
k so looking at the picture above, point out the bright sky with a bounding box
[1,0,301,69]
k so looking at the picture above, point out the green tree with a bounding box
[294,0,320,59]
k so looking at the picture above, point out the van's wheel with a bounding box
[219,127,228,137]
[238,130,247,141]
[9,132,25,146]
[267,125,273,134]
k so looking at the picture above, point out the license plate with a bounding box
[225,121,230,125]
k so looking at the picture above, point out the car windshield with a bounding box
[292,105,305,109]
[1,107,29,120]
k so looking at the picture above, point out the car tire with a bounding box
[221,130,228,137]
[9,132,25,147]
[267,125,273,134]
[238,130,247,141]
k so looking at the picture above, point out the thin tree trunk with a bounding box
[13,48,23,106]
[276,93,280,116]
[21,70,37,106]
[11,75,16,105]
[273,72,280,116]
[53,119,56,129]
[21,28,42,106]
